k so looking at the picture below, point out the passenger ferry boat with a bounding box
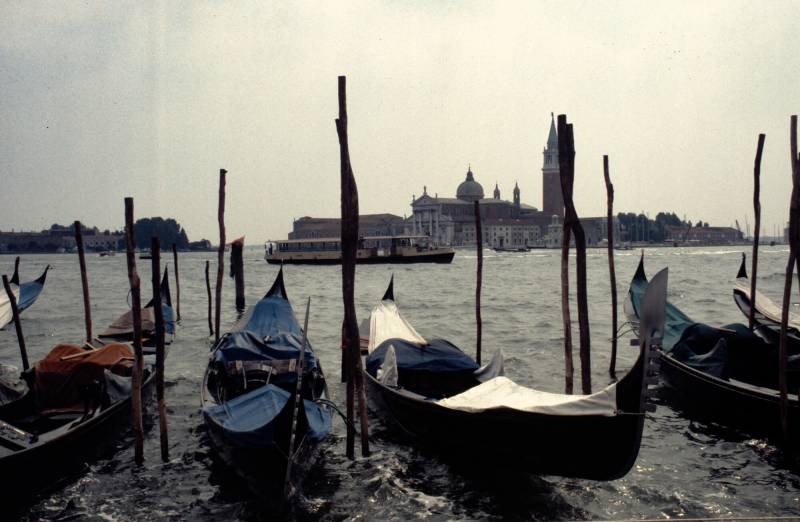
[264,235,455,265]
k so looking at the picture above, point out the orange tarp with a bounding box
[35,343,133,410]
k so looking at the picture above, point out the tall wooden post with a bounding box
[151,237,169,462]
[215,169,227,342]
[749,134,766,330]
[779,115,800,443]
[205,260,213,337]
[558,114,591,394]
[74,221,92,343]
[604,156,618,377]
[230,239,245,311]
[336,75,370,458]
[124,198,145,465]
[560,218,574,394]
[474,200,483,365]
[2,275,29,371]
[172,243,181,321]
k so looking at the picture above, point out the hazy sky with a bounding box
[2,1,798,242]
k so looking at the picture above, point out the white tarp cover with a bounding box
[736,278,800,330]
[437,376,619,416]
[0,285,20,330]
[368,300,427,353]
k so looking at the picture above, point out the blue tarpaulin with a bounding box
[366,338,479,376]
[205,384,331,448]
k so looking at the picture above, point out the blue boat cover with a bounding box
[212,296,317,370]
[205,384,331,448]
[366,338,479,376]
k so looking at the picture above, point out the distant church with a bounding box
[408,114,612,248]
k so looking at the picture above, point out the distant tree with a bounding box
[132,217,190,250]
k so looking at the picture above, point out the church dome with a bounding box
[456,167,484,201]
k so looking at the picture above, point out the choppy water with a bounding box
[2,246,799,521]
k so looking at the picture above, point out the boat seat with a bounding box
[224,359,308,377]
[0,418,37,449]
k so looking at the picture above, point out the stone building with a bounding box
[408,114,616,248]
[288,214,405,240]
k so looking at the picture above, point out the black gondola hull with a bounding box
[365,369,645,481]
[0,368,155,506]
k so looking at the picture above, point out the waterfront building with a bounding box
[288,214,405,240]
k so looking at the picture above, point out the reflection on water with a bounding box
[1,246,798,520]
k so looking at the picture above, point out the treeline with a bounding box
[617,212,711,243]
[132,217,190,250]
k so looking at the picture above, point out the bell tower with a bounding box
[542,113,564,217]
[513,181,520,207]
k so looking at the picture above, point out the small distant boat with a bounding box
[624,254,800,437]
[0,342,154,503]
[361,274,662,480]
[201,268,332,502]
[98,268,175,353]
[98,251,116,257]
[492,246,529,253]
[1,260,50,329]
[265,235,455,265]
[139,253,152,260]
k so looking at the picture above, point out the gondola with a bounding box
[201,268,332,503]
[0,340,154,505]
[733,253,800,349]
[625,254,800,436]
[98,268,175,352]
[1,259,50,329]
[361,273,665,481]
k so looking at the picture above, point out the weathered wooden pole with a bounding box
[205,260,213,337]
[124,197,145,465]
[74,221,92,343]
[284,296,311,497]
[335,75,370,458]
[778,115,800,443]
[749,134,766,330]
[560,217,574,395]
[604,155,618,377]
[9,256,20,285]
[2,275,29,371]
[215,169,227,342]
[172,243,181,321]
[474,200,483,365]
[558,114,591,394]
[151,237,169,462]
[230,238,245,311]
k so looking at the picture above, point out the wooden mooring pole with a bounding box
[151,237,169,462]
[230,238,245,311]
[779,115,800,443]
[172,243,181,322]
[205,260,213,337]
[74,221,92,344]
[560,210,574,394]
[2,275,29,371]
[336,75,369,458]
[215,169,227,342]
[124,198,145,465]
[604,155,618,378]
[558,114,591,395]
[474,200,483,366]
[749,134,766,330]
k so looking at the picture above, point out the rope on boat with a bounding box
[314,398,359,434]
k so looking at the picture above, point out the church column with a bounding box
[428,210,433,238]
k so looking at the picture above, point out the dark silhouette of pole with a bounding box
[560,218,574,395]
[779,115,800,443]
[558,114,591,394]
[151,237,169,462]
[604,155,618,377]
[474,200,483,365]
[284,296,311,497]
[749,134,766,330]
[2,275,28,371]
[172,243,181,321]
[230,239,245,311]
[124,197,145,465]
[74,221,92,343]
[205,260,213,337]
[336,75,369,458]
[215,169,227,342]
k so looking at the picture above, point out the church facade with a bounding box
[408,115,613,248]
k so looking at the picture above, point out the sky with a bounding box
[2,1,798,242]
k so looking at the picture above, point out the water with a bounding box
[2,246,799,520]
